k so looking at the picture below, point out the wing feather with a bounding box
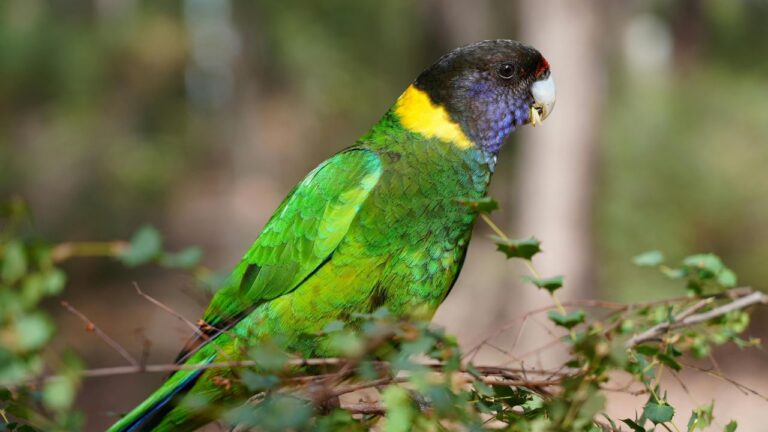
[175,148,382,361]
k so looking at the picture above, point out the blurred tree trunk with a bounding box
[498,0,606,356]
[426,1,606,363]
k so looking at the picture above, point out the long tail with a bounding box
[106,354,216,432]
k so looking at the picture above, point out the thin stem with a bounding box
[480,213,567,316]
[51,241,128,262]
[480,213,509,241]
[523,260,567,316]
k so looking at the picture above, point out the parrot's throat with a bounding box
[455,81,532,154]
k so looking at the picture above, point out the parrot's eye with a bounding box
[497,63,516,80]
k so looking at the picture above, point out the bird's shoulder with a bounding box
[201,148,383,326]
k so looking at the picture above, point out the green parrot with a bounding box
[108,39,555,432]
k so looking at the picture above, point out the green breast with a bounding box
[352,111,493,309]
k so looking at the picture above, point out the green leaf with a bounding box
[635,345,659,357]
[493,386,531,408]
[687,280,704,296]
[240,370,279,392]
[494,236,541,260]
[687,403,714,431]
[227,394,313,431]
[14,313,53,351]
[248,344,290,371]
[119,225,162,266]
[657,352,682,371]
[43,269,67,295]
[724,420,738,432]
[159,247,203,269]
[717,269,737,288]
[21,274,46,305]
[643,401,674,424]
[682,253,724,274]
[328,331,365,356]
[382,386,416,432]
[579,391,607,428]
[521,275,563,294]
[473,380,494,397]
[687,411,699,432]
[661,266,687,280]
[457,196,498,214]
[633,250,665,267]
[600,414,618,431]
[619,319,635,334]
[547,309,585,329]
[321,320,345,333]
[42,377,76,412]
[620,418,645,432]
[465,364,483,380]
[2,241,27,283]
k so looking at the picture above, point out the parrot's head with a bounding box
[396,39,555,154]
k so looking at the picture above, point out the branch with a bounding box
[133,283,202,336]
[341,401,385,416]
[37,356,571,400]
[60,301,138,366]
[49,282,766,429]
[625,289,767,348]
[51,241,128,262]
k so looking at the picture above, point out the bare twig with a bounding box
[341,401,386,416]
[626,289,768,348]
[75,357,349,379]
[326,376,409,400]
[680,361,768,402]
[133,282,202,336]
[60,301,138,366]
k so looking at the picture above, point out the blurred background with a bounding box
[2,0,767,430]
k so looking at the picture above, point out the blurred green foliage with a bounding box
[0,199,83,430]
[0,0,431,239]
[0,0,200,236]
[597,1,768,302]
[0,198,207,431]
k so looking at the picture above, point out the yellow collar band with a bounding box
[393,85,473,150]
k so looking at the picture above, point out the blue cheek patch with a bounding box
[476,96,531,154]
[452,75,534,153]
[513,103,530,126]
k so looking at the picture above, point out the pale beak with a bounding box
[529,73,556,127]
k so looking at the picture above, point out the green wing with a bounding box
[179,148,382,359]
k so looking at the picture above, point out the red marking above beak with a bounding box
[535,57,550,79]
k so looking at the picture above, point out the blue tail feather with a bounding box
[108,354,216,432]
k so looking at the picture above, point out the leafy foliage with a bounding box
[0,198,761,431]
[0,199,206,431]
